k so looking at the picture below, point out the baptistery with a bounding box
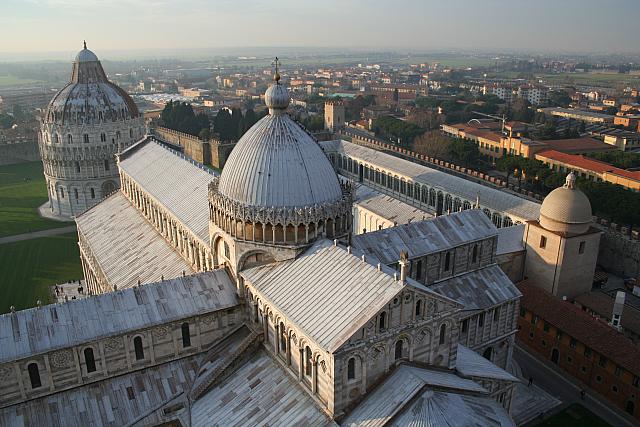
[39,42,145,218]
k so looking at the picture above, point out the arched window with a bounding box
[224,241,230,259]
[395,340,404,361]
[347,357,356,380]
[75,161,80,173]
[90,188,95,199]
[83,134,89,143]
[100,133,106,142]
[444,252,451,272]
[279,322,286,352]
[129,128,133,138]
[305,346,312,377]
[134,336,144,360]
[67,134,73,144]
[28,363,41,389]
[439,324,446,345]
[104,159,110,171]
[84,347,96,373]
[181,322,191,348]
[472,245,478,263]
[379,311,387,331]
[415,300,422,317]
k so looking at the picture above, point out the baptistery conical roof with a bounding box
[44,42,139,126]
[217,81,343,209]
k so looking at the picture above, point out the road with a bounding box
[0,225,77,245]
[514,344,636,427]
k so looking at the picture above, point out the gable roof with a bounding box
[430,264,521,311]
[118,137,215,243]
[0,270,238,364]
[321,139,541,221]
[76,191,194,289]
[241,239,459,353]
[456,344,518,382]
[352,210,497,266]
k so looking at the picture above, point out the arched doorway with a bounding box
[551,348,559,364]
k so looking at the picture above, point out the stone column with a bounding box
[263,312,269,343]
[311,360,318,394]
[298,348,304,381]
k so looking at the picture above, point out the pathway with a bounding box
[0,225,77,245]
[515,344,636,427]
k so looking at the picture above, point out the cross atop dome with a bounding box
[83,40,87,50]
[272,56,281,84]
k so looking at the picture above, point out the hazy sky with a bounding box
[1,0,638,57]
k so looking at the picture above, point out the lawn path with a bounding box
[0,225,76,245]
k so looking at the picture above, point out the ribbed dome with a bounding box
[217,111,343,208]
[44,44,139,126]
[539,173,592,234]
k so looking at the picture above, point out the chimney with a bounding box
[398,250,409,283]
[611,291,625,330]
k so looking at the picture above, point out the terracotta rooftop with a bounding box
[518,282,640,375]
[535,149,640,182]
[574,291,640,338]
[542,137,616,153]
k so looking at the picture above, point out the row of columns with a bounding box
[121,173,213,271]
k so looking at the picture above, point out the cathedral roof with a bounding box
[342,364,514,427]
[43,43,139,126]
[76,191,195,289]
[119,138,216,244]
[217,83,343,209]
[352,209,497,266]
[0,271,237,364]
[241,239,459,353]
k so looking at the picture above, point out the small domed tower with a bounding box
[524,173,601,298]
[39,42,145,218]
[208,67,353,275]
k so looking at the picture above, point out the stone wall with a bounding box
[0,305,243,409]
[152,127,236,169]
[598,228,640,278]
[0,141,40,166]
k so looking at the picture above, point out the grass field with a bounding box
[0,75,42,88]
[0,233,82,313]
[0,161,71,237]
[535,403,611,427]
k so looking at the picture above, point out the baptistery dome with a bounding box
[209,77,352,253]
[539,172,593,234]
[39,43,145,219]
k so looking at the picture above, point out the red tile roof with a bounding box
[518,282,640,375]
[543,137,616,153]
[535,149,640,182]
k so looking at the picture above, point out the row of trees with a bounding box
[212,108,266,141]
[160,101,210,138]
[495,154,640,226]
[412,131,481,169]
[371,116,424,145]
[587,151,640,170]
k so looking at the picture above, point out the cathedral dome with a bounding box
[217,83,343,209]
[44,43,139,126]
[539,172,592,234]
[209,76,352,249]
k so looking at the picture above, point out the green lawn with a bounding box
[0,233,82,313]
[535,403,611,427]
[0,161,71,237]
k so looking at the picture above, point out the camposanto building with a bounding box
[38,43,145,218]
[2,72,522,426]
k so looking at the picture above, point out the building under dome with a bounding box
[38,42,145,218]
[524,172,601,299]
[210,76,353,273]
[1,60,525,426]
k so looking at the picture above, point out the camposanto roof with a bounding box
[321,139,541,221]
[354,182,433,226]
[352,209,497,266]
[76,191,194,289]
[241,239,457,353]
[0,270,238,364]
[119,138,215,243]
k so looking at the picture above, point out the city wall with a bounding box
[0,141,40,166]
[597,225,640,278]
[151,127,236,170]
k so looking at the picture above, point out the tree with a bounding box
[547,90,572,108]
[213,108,234,140]
[448,138,480,168]
[0,113,15,129]
[371,116,425,145]
[495,155,521,183]
[160,101,210,137]
[199,128,211,140]
[413,131,451,159]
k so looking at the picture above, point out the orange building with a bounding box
[517,282,640,421]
